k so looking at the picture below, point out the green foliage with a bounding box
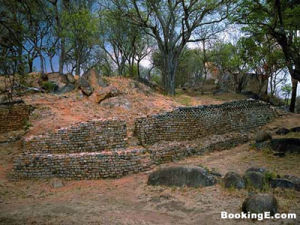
[61,7,99,73]
[152,48,204,87]
[61,8,98,45]
[23,120,32,131]
[281,84,292,98]
[150,73,162,85]
[41,81,57,92]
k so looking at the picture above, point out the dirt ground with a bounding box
[0,113,300,225]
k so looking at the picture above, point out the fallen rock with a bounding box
[270,178,295,189]
[242,193,278,216]
[100,96,131,110]
[50,178,64,188]
[78,77,93,96]
[55,83,75,94]
[245,167,267,174]
[283,175,300,191]
[273,152,286,157]
[290,127,300,133]
[66,73,76,84]
[147,166,217,187]
[96,86,122,103]
[47,72,68,89]
[255,131,272,143]
[270,138,300,153]
[82,69,108,89]
[223,172,245,189]
[275,128,290,135]
[244,171,267,190]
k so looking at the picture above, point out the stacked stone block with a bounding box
[0,102,32,133]
[24,119,127,153]
[13,132,248,179]
[13,99,277,180]
[135,99,276,145]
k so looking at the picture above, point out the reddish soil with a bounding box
[0,114,299,225]
[22,77,227,138]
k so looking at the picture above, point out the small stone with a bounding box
[50,178,64,188]
[255,131,272,143]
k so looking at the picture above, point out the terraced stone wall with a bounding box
[24,119,127,153]
[135,100,276,145]
[0,102,32,133]
[13,132,248,179]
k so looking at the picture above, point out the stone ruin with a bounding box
[11,99,277,179]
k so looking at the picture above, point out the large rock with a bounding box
[66,73,76,84]
[242,193,278,216]
[275,128,290,135]
[147,166,217,187]
[290,127,300,133]
[223,172,245,189]
[78,77,93,96]
[255,131,272,143]
[55,83,75,94]
[82,69,108,89]
[270,138,300,153]
[100,96,131,110]
[96,86,122,103]
[244,171,267,190]
[283,175,300,191]
[270,178,295,189]
[47,72,68,89]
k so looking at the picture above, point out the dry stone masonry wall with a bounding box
[13,99,277,180]
[24,120,127,153]
[0,102,32,133]
[13,132,248,179]
[135,99,276,145]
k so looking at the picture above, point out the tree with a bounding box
[61,6,98,75]
[237,35,286,96]
[233,0,300,111]
[99,8,152,77]
[210,42,250,93]
[114,0,232,95]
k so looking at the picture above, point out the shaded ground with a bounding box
[0,114,300,225]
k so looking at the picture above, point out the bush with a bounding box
[42,81,58,92]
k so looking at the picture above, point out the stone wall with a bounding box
[24,119,127,153]
[135,99,276,145]
[0,102,32,134]
[13,132,248,179]
[13,99,277,180]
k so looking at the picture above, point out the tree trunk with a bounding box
[28,58,33,73]
[289,79,298,112]
[17,41,24,75]
[164,53,177,95]
[137,59,141,79]
[75,56,80,75]
[49,56,54,73]
[59,38,65,74]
